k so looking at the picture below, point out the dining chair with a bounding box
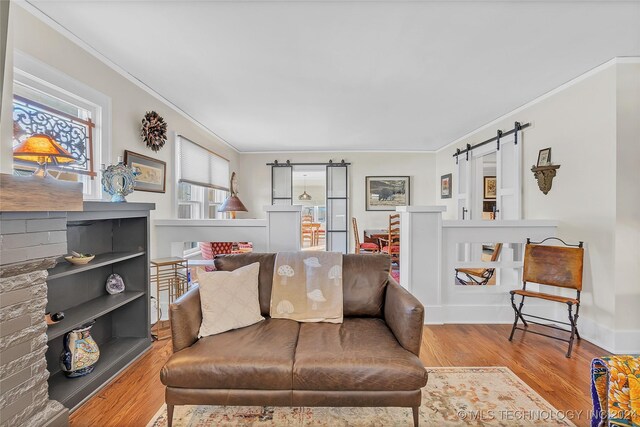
[455,243,503,286]
[301,214,314,247]
[352,217,379,254]
[315,225,326,247]
[379,214,400,265]
[301,224,313,248]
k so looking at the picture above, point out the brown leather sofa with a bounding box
[160,253,427,426]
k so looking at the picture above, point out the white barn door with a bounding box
[495,131,522,220]
[456,153,472,220]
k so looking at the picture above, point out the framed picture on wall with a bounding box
[441,173,452,199]
[365,176,410,211]
[124,150,166,193]
[484,176,497,199]
[537,147,552,166]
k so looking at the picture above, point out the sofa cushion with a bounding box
[293,318,427,391]
[197,262,264,337]
[161,318,299,390]
[342,254,390,317]
[215,253,391,318]
[215,253,276,316]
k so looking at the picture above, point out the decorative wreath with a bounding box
[140,111,167,152]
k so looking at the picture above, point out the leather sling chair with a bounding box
[508,237,584,358]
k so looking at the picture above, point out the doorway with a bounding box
[456,130,522,221]
[293,165,326,251]
[270,161,350,253]
[475,151,497,220]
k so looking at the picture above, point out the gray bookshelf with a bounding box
[45,201,154,411]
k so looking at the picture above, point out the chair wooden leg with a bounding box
[412,406,419,427]
[167,404,174,427]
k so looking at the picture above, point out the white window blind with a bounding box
[177,135,229,191]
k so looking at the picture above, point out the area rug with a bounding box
[147,367,576,426]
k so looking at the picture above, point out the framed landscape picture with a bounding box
[365,176,410,211]
[484,176,496,199]
[441,173,452,199]
[124,150,166,193]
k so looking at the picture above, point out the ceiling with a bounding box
[27,1,640,152]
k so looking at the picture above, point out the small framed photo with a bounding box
[441,173,452,199]
[365,176,410,211]
[484,176,496,199]
[124,150,166,193]
[537,148,551,167]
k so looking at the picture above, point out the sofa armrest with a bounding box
[384,277,424,357]
[169,286,202,353]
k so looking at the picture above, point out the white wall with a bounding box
[238,151,436,249]
[5,6,239,257]
[434,61,640,352]
[614,63,640,350]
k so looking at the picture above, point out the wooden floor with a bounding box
[420,324,606,427]
[69,324,606,427]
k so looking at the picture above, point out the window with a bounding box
[176,135,230,220]
[177,182,228,219]
[12,52,110,199]
[175,136,230,254]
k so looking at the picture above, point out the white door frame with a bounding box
[456,132,522,221]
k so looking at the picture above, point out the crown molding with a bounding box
[15,1,640,155]
[435,56,640,154]
[240,148,436,155]
[16,0,240,154]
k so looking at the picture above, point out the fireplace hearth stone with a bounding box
[1,211,69,427]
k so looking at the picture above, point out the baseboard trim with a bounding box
[579,317,640,354]
[576,316,615,353]
[424,306,640,354]
[611,329,640,354]
[423,304,556,325]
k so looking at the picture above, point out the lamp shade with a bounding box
[219,195,248,213]
[298,191,312,201]
[13,134,75,164]
[298,174,312,200]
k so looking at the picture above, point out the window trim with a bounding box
[13,50,111,199]
[176,181,228,220]
[174,132,231,218]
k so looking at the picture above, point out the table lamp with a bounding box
[219,172,248,219]
[13,134,75,177]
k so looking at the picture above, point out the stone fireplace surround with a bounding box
[0,210,69,427]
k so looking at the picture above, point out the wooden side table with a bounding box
[150,257,189,340]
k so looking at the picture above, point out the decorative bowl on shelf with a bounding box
[64,254,95,265]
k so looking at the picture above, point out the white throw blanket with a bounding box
[270,251,343,323]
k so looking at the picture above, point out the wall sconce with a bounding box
[219,172,248,219]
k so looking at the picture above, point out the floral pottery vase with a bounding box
[60,322,100,378]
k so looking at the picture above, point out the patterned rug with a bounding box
[147,367,576,426]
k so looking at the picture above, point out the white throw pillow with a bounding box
[197,262,264,337]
